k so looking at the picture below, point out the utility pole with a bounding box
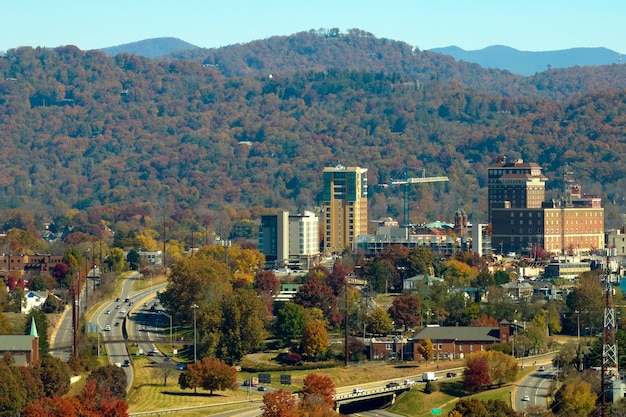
[344,290,349,366]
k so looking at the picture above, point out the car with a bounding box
[120,308,126,314]
[141,326,147,331]
[176,363,187,371]
[258,386,267,391]
[353,388,364,394]
[114,322,119,326]
[124,298,129,302]
[104,310,110,315]
[446,372,458,378]
[404,379,416,386]
[123,359,130,367]
[104,325,111,331]
[386,382,400,388]
[538,366,546,371]
[115,304,120,309]
[115,298,120,302]
[114,362,122,367]
[522,395,530,402]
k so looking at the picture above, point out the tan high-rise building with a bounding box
[323,165,368,253]
[488,156,547,223]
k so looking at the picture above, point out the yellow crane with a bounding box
[385,167,449,227]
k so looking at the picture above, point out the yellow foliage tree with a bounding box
[301,320,328,359]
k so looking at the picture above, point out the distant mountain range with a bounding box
[429,45,623,76]
[99,36,623,76]
[101,37,198,59]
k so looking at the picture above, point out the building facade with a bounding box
[488,156,547,223]
[259,210,319,269]
[490,157,604,255]
[323,164,368,253]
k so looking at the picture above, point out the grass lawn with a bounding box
[390,366,537,416]
[126,357,256,416]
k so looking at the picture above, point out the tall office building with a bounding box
[489,157,604,255]
[488,156,547,222]
[323,164,368,252]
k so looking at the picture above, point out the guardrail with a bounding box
[334,385,408,400]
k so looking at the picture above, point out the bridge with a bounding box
[334,385,411,412]
[49,336,195,351]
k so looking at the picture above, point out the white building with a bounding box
[22,290,48,314]
[259,210,320,269]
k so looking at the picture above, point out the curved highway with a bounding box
[514,364,555,412]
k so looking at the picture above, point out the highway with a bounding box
[514,364,556,412]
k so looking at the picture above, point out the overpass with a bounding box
[334,385,410,412]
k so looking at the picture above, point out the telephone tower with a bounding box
[601,257,617,417]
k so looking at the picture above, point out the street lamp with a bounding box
[160,311,173,350]
[192,304,199,363]
[575,310,580,341]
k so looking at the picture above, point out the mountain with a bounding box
[101,37,199,59]
[429,45,622,76]
[1,31,626,233]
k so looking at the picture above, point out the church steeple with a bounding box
[29,316,39,338]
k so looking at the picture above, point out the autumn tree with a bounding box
[300,373,335,408]
[301,320,328,359]
[417,338,434,361]
[365,306,393,336]
[551,379,596,416]
[22,396,78,417]
[487,351,518,387]
[36,356,71,398]
[293,277,341,327]
[159,250,232,323]
[179,357,238,395]
[254,270,280,296]
[261,389,299,417]
[0,362,28,416]
[87,364,127,398]
[69,378,129,416]
[464,352,491,391]
[388,294,422,331]
[451,398,489,417]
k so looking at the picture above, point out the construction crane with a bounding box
[383,167,449,227]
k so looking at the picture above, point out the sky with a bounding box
[1,0,624,54]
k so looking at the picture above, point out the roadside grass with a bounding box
[390,366,536,416]
[126,357,254,416]
[239,352,466,391]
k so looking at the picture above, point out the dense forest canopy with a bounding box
[1,30,626,231]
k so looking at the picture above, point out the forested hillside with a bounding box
[169,29,626,100]
[2,31,626,232]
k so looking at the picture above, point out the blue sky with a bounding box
[1,0,624,53]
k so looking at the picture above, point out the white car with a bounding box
[120,309,126,314]
[522,395,530,402]
[104,310,110,315]
[104,325,111,331]
[404,379,416,386]
[353,388,364,394]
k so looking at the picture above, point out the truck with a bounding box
[422,372,437,382]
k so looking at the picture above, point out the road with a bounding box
[96,272,140,386]
[514,364,556,412]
